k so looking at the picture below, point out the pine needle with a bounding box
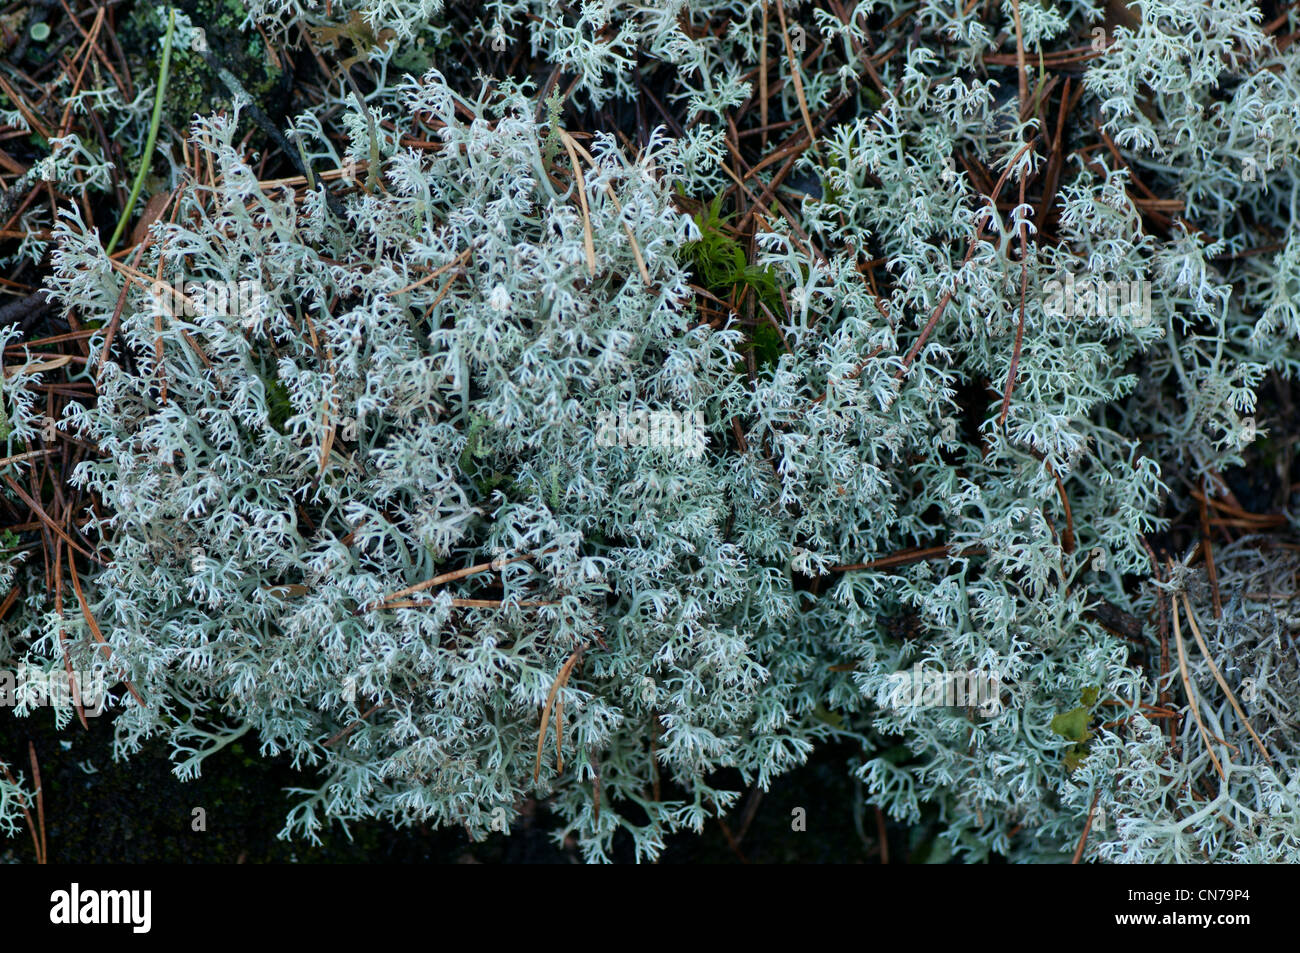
[1171,581,1226,783]
[558,129,597,276]
[534,646,583,782]
[1180,593,1271,764]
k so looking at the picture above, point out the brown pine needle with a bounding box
[323,702,386,748]
[830,544,985,573]
[1071,789,1101,864]
[97,239,152,380]
[54,540,89,731]
[362,551,544,612]
[1197,477,1223,618]
[998,175,1030,429]
[378,597,556,610]
[759,3,770,146]
[1171,580,1226,782]
[0,756,42,863]
[888,138,1045,388]
[558,129,597,276]
[554,693,565,774]
[567,138,652,286]
[0,587,17,622]
[1,473,102,565]
[534,646,584,782]
[28,742,45,865]
[1179,593,1271,764]
[391,247,472,296]
[1011,0,1029,119]
[775,0,818,155]
[69,560,145,708]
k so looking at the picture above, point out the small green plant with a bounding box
[685,195,782,310]
[1051,686,1101,773]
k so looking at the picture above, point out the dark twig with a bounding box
[0,290,53,333]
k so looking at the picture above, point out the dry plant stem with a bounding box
[829,544,986,572]
[1071,788,1102,864]
[1141,538,1176,745]
[567,138,652,285]
[895,137,1039,380]
[69,558,145,707]
[535,646,584,781]
[998,173,1030,428]
[0,449,53,468]
[1011,0,1029,119]
[392,248,472,296]
[775,0,819,155]
[364,551,545,611]
[1046,459,1076,553]
[760,3,769,149]
[28,742,45,865]
[54,540,89,731]
[0,757,42,863]
[97,239,152,378]
[557,129,597,275]
[377,598,556,609]
[1178,593,1271,763]
[323,702,387,748]
[1170,575,1227,783]
[1198,477,1223,617]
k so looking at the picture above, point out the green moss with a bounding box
[1050,687,1101,773]
[264,375,292,433]
[124,0,283,144]
[684,195,786,370]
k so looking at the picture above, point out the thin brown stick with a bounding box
[96,238,152,378]
[69,557,145,707]
[535,646,584,781]
[1198,477,1223,618]
[0,756,41,863]
[1071,789,1101,864]
[774,0,818,153]
[1170,571,1226,783]
[1179,593,1271,764]
[363,551,545,612]
[376,597,556,610]
[1046,460,1076,554]
[28,742,46,864]
[557,130,597,276]
[0,449,54,469]
[829,544,985,573]
[998,172,1031,428]
[391,247,472,296]
[895,138,1039,381]
[759,3,770,149]
[54,539,88,730]
[322,702,386,748]
[1011,0,1029,120]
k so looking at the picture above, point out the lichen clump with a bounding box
[1,0,1299,863]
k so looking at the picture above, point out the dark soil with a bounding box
[0,712,914,863]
